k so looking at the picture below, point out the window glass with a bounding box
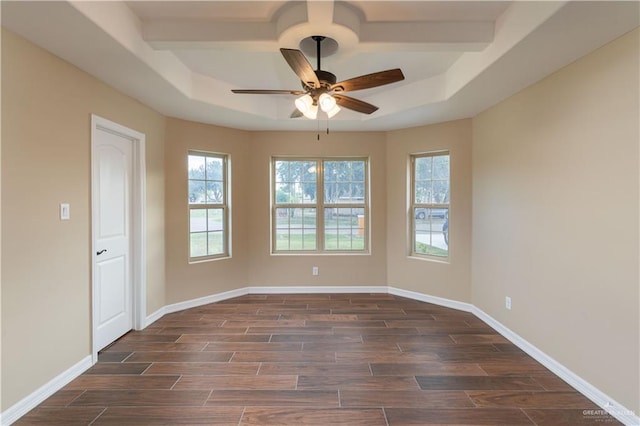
[273,158,368,253]
[411,153,449,258]
[188,152,229,260]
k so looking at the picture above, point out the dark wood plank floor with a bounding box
[17,294,620,425]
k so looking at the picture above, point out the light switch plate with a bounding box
[60,203,70,220]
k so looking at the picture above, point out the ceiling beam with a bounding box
[143,20,495,52]
[306,0,334,25]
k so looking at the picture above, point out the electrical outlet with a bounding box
[312,266,319,276]
[505,296,512,310]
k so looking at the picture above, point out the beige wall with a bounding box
[164,118,250,303]
[247,131,387,287]
[165,126,389,291]
[472,28,639,413]
[386,120,473,302]
[1,29,166,410]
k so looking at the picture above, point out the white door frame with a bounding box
[90,114,146,363]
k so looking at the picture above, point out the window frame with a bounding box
[271,156,369,255]
[188,150,230,262]
[410,151,450,260]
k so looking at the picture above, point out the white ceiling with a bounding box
[2,1,638,131]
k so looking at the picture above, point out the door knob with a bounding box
[97,249,107,255]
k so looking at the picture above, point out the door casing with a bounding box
[90,114,146,362]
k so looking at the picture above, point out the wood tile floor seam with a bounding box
[67,389,88,407]
[521,407,539,426]
[169,375,180,390]
[87,407,108,426]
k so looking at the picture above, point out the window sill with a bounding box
[271,251,371,257]
[407,254,450,264]
[189,255,231,264]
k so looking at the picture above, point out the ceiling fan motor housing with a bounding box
[313,70,336,87]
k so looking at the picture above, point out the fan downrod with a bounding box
[311,35,325,70]
[301,36,336,90]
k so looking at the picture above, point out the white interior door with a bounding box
[92,126,134,351]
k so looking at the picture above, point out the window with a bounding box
[188,151,229,260]
[273,157,368,253]
[411,152,450,258]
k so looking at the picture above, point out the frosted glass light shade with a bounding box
[326,105,341,118]
[295,94,314,113]
[302,103,318,119]
[318,93,337,112]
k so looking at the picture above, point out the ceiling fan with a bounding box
[231,36,405,119]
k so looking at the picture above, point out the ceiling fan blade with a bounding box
[280,48,320,89]
[333,94,379,114]
[290,109,303,118]
[231,89,306,95]
[331,68,405,93]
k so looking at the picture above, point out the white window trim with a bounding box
[409,151,450,260]
[188,150,231,262]
[271,156,370,255]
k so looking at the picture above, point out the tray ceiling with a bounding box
[2,1,638,131]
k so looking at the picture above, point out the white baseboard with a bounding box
[388,286,473,312]
[145,287,251,326]
[248,285,389,294]
[144,305,167,328]
[157,287,250,318]
[471,306,639,426]
[1,355,93,425]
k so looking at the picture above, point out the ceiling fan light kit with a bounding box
[318,93,337,112]
[295,94,314,113]
[325,105,341,119]
[232,35,405,121]
[303,104,318,120]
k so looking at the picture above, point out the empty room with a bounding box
[1,1,638,425]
